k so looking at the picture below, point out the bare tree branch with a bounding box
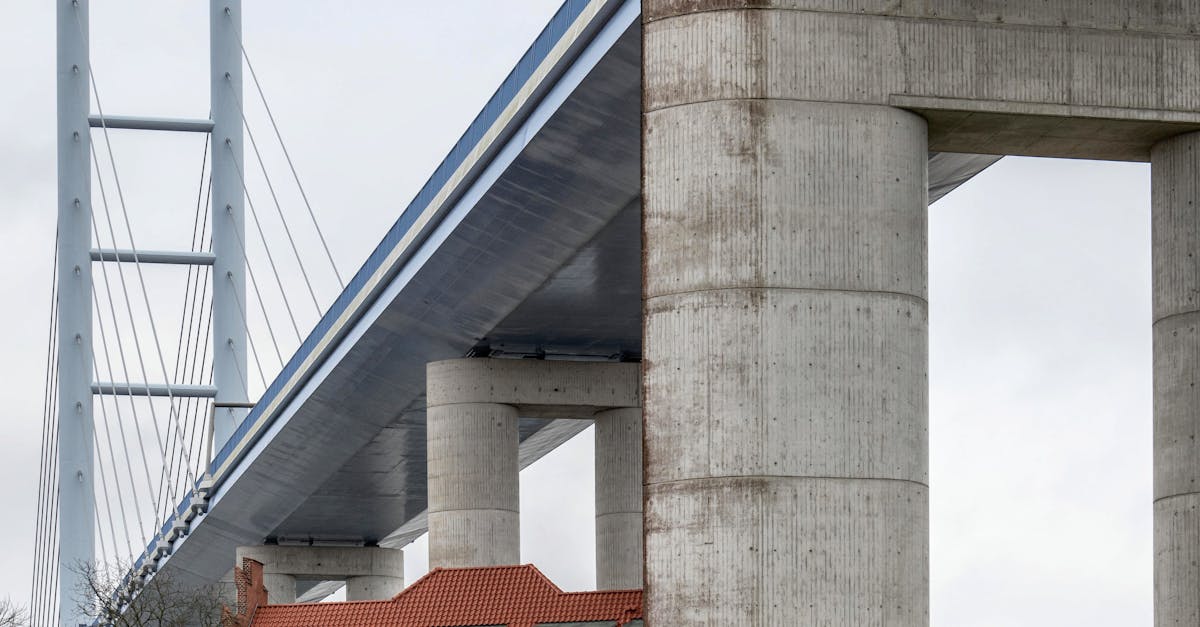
[73,561,230,627]
[0,598,28,627]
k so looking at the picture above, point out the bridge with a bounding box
[32,1,1200,625]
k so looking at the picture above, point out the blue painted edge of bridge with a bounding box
[209,0,622,480]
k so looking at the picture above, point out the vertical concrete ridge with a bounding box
[595,407,643,590]
[644,476,928,624]
[1152,129,1200,626]
[644,288,928,486]
[1152,132,1200,322]
[426,401,519,569]
[644,99,928,299]
[1155,493,1200,625]
[643,4,929,618]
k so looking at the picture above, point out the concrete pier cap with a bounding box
[234,545,404,603]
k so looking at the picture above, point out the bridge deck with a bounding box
[144,0,999,587]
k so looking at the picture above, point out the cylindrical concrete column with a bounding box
[262,573,296,605]
[1152,131,1200,626]
[346,575,405,601]
[643,7,930,624]
[595,407,643,590]
[426,400,520,568]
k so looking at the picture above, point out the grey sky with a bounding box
[0,2,1153,625]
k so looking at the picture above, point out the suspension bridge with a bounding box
[31,0,1200,625]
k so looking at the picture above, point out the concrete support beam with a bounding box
[1151,130,1200,626]
[594,407,642,590]
[235,546,404,603]
[425,398,520,568]
[643,3,1200,162]
[427,358,640,418]
[643,7,929,622]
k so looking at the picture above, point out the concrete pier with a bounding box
[1152,131,1200,626]
[235,546,405,603]
[594,407,642,590]
[643,7,929,624]
[426,362,520,568]
[425,358,642,575]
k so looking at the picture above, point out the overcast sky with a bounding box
[0,3,1155,625]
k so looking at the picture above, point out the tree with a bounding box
[74,561,230,627]
[0,598,28,627]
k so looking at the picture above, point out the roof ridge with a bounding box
[558,587,643,595]
[523,564,563,593]
[261,598,391,608]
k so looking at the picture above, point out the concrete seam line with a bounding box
[1152,309,1200,326]
[645,475,929,489]
[643,96,925,116]
[1152,492,1200,505]
[640,5,1200,41]
[429,507,520,515]
[425,401,637,410]
[644,286,929,306]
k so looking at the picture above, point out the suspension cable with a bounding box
[90,417,124,565]
[227,271,269,388]
[89,126,199,497]
[159,146,211,516]
[228,146,304,343]
[89,166,176,532]
[230,89,322,314]
[31,230,59,627]
[232,20,344,289]
[90,282,151,545]
[72,17,200,512]
[92,370,145,565]
[226,204,288,362]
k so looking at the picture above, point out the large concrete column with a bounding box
[1152,131,1200,626]
[262,573,297,605]
[595,407,642,590]
[642,7,930,625]
[426,364,520,568]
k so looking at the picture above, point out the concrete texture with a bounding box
[643,3,1200,161]
[643,4,929,621]
[234,546,404,602]
[425,400,520,568]
[427,358,646,579]
[1152,130,1200,626]
[345,575,405,601]
[594,407,643,590]
[262,573,297,605]
[427,358,641,418]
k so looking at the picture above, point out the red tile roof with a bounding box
[240,563,641,627]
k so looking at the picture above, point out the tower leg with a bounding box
[210,0,248,453]
[56,1,95,624]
